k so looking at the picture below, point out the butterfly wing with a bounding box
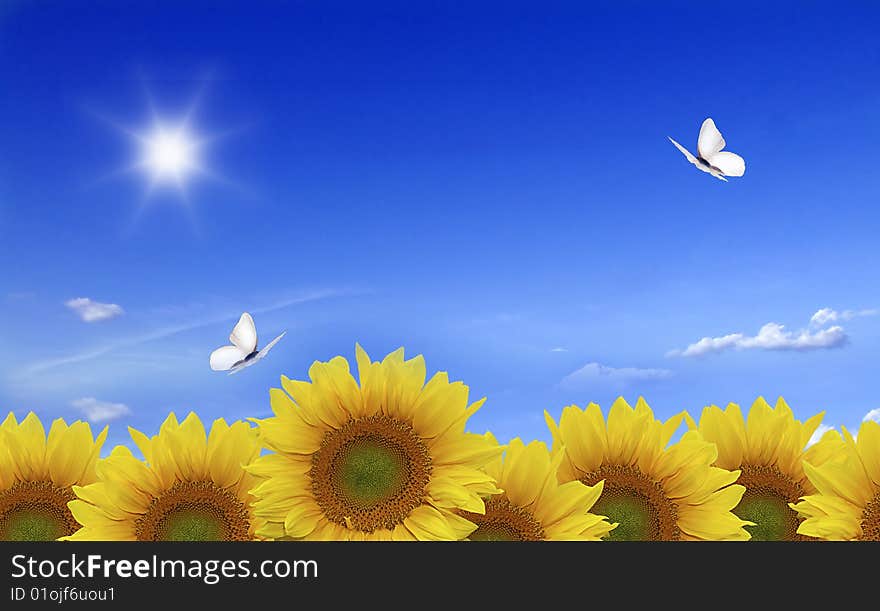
[253,331,286,361]
[229,312,258,354]
[697,118,726,159]
[226,360,252,375]
[668,137,699,166]
[226,332,286,375]
[210,345,248,371]
[706,151,745,177]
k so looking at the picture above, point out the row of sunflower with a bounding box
[0,345,877,541]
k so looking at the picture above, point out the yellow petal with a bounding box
[283,503,323,538]
[252,390,325,455]
[6,412,48,480]
[533,480,604,527]
[391,523,418,541]
[803,458,872,506]
[502,439,551,509]
[426,479,486,514]
[402,505,458,541]
[410,374,468,439]
[430,431,504,467]
[47,421,94,488]
[544,411,563,454]
[244,452,310,480]
[856,421,880,487]
[558,404,606,475]
[207,420,259,488]
[698,405,744,470]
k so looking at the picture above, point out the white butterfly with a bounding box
[209,312,286,375]
[668,118,745,182]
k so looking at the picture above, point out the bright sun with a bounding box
[95,78,235,224]
[142,126,199,183]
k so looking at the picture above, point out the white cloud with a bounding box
[804,410,880,446]
[561,362,673,389]
[810,308,837,327]
[863,408,880,423]
[65,297,124,322]
[669,322,847,358]
[71,397,131,423]
[810,307,878,327]
[807,424,835,447]
[667,333,743,358]
[741,323,846,351]
[550,347,568,353]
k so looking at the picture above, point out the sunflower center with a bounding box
[0,481,79,541]
[859,493,880,541]
[135,481,252,541]
[580,464,680,541]
[734,465,806,541]
[462,496,545,541]
[338,438,408,506]
[311,414,432,533]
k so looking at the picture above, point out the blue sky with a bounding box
[2,1,880,451]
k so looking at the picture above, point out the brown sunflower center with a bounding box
[859,493,880,541]
[135,481,252,541]
[310,414,432,533]
[0,481,79,541]
[734,465,807,541]
[580,464,680,541]
[461,496,545,541]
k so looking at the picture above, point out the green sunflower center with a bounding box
[581,464,681,541]
[311,414,432,533]
[734,465,806,541]
[135,481,252,541]
[338,438,408,508]
[859,493,880,541]
[0,481,79,541]
[156,509,225,541]
[462,496,545,541]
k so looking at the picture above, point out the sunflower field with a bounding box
[1,345,877,542]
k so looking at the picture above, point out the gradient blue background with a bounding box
[1,1,879,451]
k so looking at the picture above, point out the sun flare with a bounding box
[141,125,199,184]
[93,79,232,214]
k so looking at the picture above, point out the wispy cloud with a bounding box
[561,362,673,389]
[666,308,852,357]
[550,347,568,353]
[5,291,35,302]
[72,397,131,423]
[810,307,878,327]
[65,297,124,322]
[467,312,524,326]
[22,289,346,376]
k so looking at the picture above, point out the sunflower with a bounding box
[545,397,751,541]
[246,345,503,540]
[0,412,107,541]
[791,421,880,540]
[66,413,263,541]
[684,397,828,541]
[460,434,615,541]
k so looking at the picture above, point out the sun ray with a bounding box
[180,70,215,126]
[137,69,161,125]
